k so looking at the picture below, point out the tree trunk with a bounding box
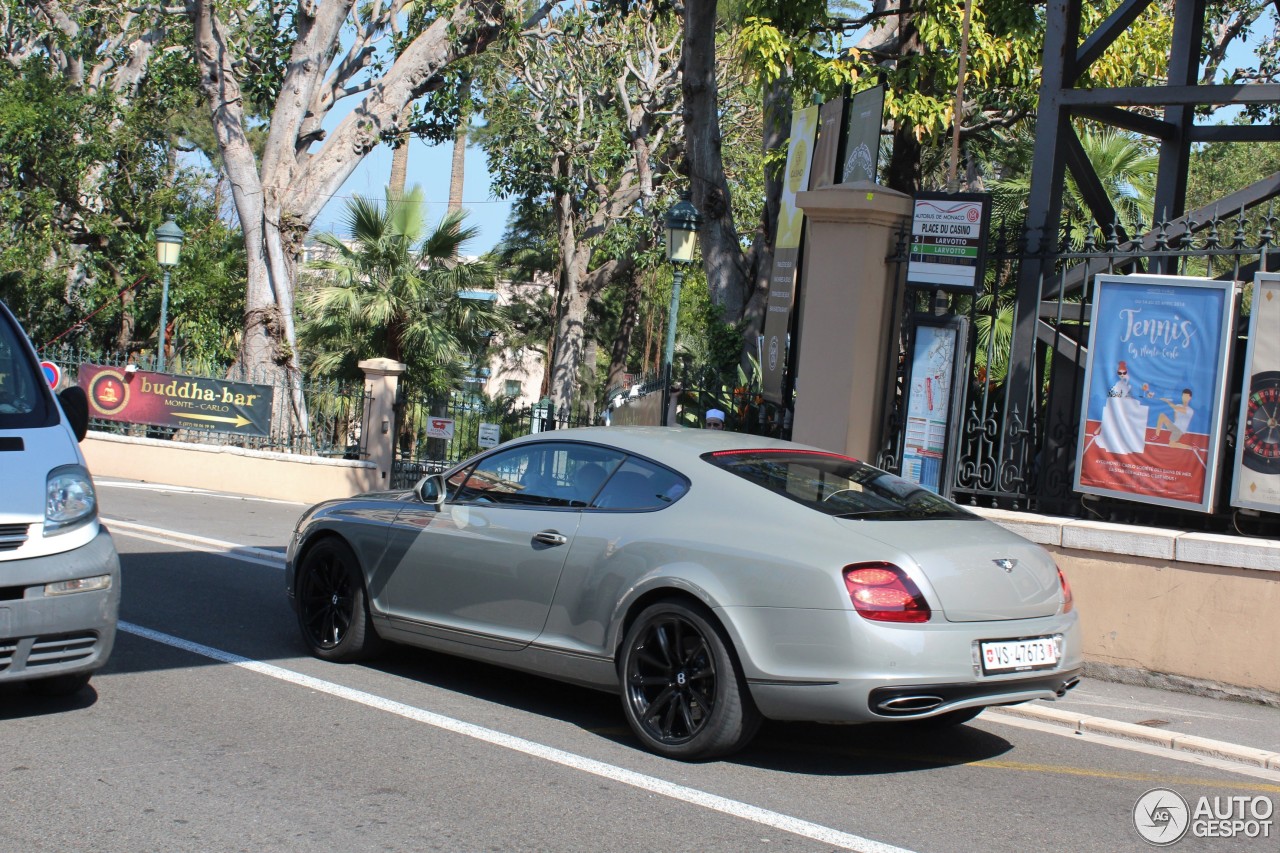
[885,2,924,194]
[740,74,792,351]
[606,266,644,392]
[448,74,472,214]
[681,0,751,323]
[548,183,588,410]
[191,0,527,398]
[389,105,412,198]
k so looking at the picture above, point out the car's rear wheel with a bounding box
[26,672,91,697]
[295,538,383,662]
[620,600,760,760]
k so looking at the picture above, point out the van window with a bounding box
[0,309,56,430]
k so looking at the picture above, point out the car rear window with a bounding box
[702,449,976,521]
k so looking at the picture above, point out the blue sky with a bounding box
[309,127,514,256]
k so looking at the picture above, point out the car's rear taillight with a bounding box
[843,562,930,623]
[1057,566,1073,613]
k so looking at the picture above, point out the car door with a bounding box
[378,441,624,649]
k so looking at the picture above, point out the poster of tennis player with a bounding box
[1074,274,1236,512]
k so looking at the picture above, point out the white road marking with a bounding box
[97,479,305,506]
[118,620,917,853]
[106,518,285,569]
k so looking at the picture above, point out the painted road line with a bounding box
[97,479,305,506]
[117,620,917,853]
[106,518,285,568]
[113,521,1280,776]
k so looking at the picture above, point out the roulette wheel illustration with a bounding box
[1241,369,1280,474]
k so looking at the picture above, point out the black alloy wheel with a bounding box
[295,538,382,662]
[620,600,759,760]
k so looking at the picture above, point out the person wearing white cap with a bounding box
[704,408,725,430]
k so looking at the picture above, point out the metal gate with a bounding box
[876,208,1279,538]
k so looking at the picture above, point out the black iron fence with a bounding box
[390,390,598,488]
[39,345,368,458]
[876,208,1280,538]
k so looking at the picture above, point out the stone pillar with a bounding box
[790,181,911,461]
[359,358,407,486]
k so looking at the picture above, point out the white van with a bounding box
[0,299,119,695]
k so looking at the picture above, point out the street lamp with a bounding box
[662,192,702,421]
[155,215,185,372]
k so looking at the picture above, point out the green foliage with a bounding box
[0,57,241,360]
[298,187,509,395]
[1187,139,1280,213]
[989,125,1159,241]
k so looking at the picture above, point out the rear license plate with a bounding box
[979,636,1060,675]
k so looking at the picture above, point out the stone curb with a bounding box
[986,704,1280,770]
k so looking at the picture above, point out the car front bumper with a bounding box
[0,528,121,684]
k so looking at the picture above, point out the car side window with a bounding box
[593,457,688,511]
[448,443,626,508]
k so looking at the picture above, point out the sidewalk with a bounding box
[990,676,1280,769]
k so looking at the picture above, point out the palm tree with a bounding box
[298,186,507,395]
[991,125,1158,244]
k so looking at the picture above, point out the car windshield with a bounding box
[0,306,55,430]
[703,449,977,521]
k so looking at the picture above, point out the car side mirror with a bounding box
[417,474,446,508]
[58,385,90,442]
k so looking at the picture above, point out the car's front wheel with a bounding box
[619,600,760,760]
[295,537,383,662]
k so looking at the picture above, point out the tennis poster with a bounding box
[1074,274,1236,512]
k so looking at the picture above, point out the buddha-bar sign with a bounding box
[79,364,273,437]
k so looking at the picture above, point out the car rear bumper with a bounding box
[747,668,1082,722]
[0,528,120,684]
[717,604,1083,722]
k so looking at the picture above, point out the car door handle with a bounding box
[533,530,568,546]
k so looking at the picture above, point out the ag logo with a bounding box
[768,336,779,371]
[1134,788,1189,846]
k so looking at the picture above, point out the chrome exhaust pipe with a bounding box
[1056,676,1080,697]
[877,695,945,714]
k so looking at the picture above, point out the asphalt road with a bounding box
[1,479,1277,853]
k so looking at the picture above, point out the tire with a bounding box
[900,706,983,731]
[619,600,760,760]
[26,671,92,697]
[295,537,384,662]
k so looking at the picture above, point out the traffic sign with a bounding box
[40,360,61,388]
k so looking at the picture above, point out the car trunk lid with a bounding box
[838,518,1062,622]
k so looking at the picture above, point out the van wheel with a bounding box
[27,672,92,697]
[295,538,383,662]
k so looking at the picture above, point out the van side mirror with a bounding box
[58,386,90,442]
[417,474,447,508]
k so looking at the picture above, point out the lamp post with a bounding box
[155,216,185,372]
[662,192,701,424]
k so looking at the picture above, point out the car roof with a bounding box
[501,426,851,471]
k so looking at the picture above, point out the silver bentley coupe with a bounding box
[286,427,1081,760]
